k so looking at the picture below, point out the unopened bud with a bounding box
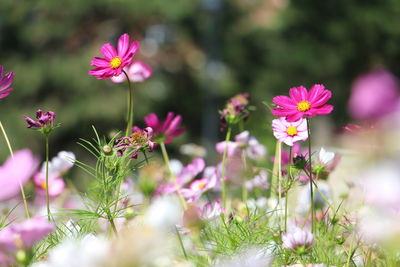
[103,145,113,155]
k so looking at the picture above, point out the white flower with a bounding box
[282,228,314,250]
[144,195,183,232]
[319,147,335,165]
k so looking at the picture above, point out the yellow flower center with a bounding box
[198,182,206,190]
[297,101,311,112]
[41,181,47,189]
[129,132,147,146]
[286,126,298,136]
[109,56,122,69]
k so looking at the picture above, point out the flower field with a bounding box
[1,30,400,267]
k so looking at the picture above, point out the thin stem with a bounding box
[123,70,134,137]
[160,142,187,209]
[221,126,232,209]
[241,150,248,203]
[45,135,51,221]
[175,226,188,260]
[285,146,292,233]
[277,141,282,231]
[0,121,30,219]
[306,118,314,233]
[143,151,149,165]
[109,217,118,236]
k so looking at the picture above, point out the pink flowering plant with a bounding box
[1,29,400,267]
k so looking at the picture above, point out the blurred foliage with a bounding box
[1,0,400,166]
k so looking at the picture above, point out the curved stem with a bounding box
[221,126,232,209]
[123,70,134,137]
[160,142,187,209]
[45,135,51,221]
[306,118,314,233]
[0,121,30,218]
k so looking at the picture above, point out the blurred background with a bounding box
[1,0,400,169]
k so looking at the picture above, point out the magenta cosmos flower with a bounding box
[24,110,56,129]
[110,61,152,83]
[144,112,185,144]
[0,66,14,99]
[0,149,39,201]
[272,117,308,146]
[89,33,139,79]
[272,84,334,122]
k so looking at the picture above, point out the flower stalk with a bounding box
[306,118,314,233]
[160,142,187,209]
[123,70,134,137]
[220,126,232,209]
[45,135,51,221]
[0,121,30,219]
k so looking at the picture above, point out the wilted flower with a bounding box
[0,65,14,99]
[272,117,308,146]
[0,149,39,201]
[24,110,57,135]
[143,112,185,144]
[272,84,333,122]
[110,61,152,83]
[88,33,139,79]
[282,228,314,253]
[114,127,155,158]
[219,93,251,131]
[348,68,400,120]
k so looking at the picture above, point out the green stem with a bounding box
[277,141,282,231]
[109,217,118,236]
[221,126,232,209]
[143,151,149,165]
[160,142,187,209]
[124,70,134,137]
[241,150,248,203]
[306,118,314,233]
[0,121,30,219]
[45,135,51,221]
[175,226,188,260]
[285,146,292,233]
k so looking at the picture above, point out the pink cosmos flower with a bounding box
[0,217,54,253]
[110,61,153,83]
[143,112,185,144]
[0,66,14,99]
[114,126,155,158]
[24,110,56,130]
[157,158,205,195]
[0,149,39,201]
[348,68,400,120]
[272,84,333,122]
[89,33,139,79]
[216,131,266,161]
[282,227,314,251]
[200,200,225,220]
[33,172,65,198]
[272,117,308,146]
[181,175,218,203]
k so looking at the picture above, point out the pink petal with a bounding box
[311,90,332,107]
[117,33,130,58]
[0,72,14,91]
[309,105,334,115]
[122,41,139,62]
[144,113,160,130]
[0,88,13,99]
[100,43,117,60]
[272,95,296,108]
[91,57,110,67]
[289,86,308,102]
[286,112,304,122]
[308,84,325,103]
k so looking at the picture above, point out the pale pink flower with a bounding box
[0,217,54,253]
[216,131,266,160]
[181,175,218,203]
[89,33,139,79]
[282,227,314,251]
[272,117,308,146]
[200,200,225,220]
[0,149,39,201]
[272,84,333,122]
[110,61,152,83]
